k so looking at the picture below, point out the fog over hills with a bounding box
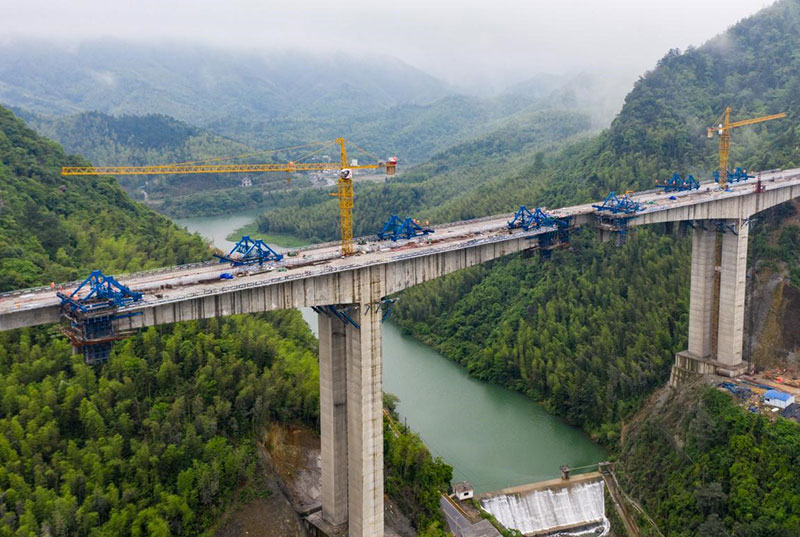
[0,40,451,125]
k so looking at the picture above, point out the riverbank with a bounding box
[175,210,264,252]
[225,222,312,248]
[175,210,312,252]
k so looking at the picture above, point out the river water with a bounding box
[178,213,607,494]
[175,210,263,253]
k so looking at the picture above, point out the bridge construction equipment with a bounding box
[56,270,144,365]
[592,192,642,214]
[376,215,434,241]
[508,206,572,231]
[509,206,574,258]
[592,192,643,246]
[61,138,397,257]
[214,235,284,266]
[714,167,755,186]
[657,173,700,192]
[707,107,785,189]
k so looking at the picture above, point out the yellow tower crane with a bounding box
[706,107,786,189]
[61,138,397,256]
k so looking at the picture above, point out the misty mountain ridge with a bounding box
[0,39,452,125]
[13,109,249,164]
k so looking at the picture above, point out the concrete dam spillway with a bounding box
[481,477,609,536]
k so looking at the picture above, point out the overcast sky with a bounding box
[0,0,775,91]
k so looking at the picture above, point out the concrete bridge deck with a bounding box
[2,167,798,332]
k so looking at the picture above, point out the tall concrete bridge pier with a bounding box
[670,218,751,383]
[3,168,800,536]
[317,291,385,534]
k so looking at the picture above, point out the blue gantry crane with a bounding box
[592,192,642,214]
[657,173,700,192]
[508,206,574,259]
[508,206,572,232]
[57,270,144,365]
[377,215,434,241]
[507,206,535,230]
[214,236,284,266]
[713,167,754,185]
[592,192,643,246]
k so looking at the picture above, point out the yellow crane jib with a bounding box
[60,138,397,257]
[60,162,343,175]
[706,107,786,189]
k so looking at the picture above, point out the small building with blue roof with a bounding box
[764,389,795,409]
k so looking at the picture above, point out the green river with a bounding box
[177,214,607,493]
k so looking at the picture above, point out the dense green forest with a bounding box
[0,312,318,536]
[0,311,451,536]
[0,106,210,291]
[618,384,800,537]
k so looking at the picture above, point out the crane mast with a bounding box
[707,107,786,189]
[61,138,396,256]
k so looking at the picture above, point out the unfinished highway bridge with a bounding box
[2,168,800,537]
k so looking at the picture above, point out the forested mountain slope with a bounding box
[16,110,248,169]
[392,0,800,442]
[0,105,209,290]
[535,0,800,207]
[617,382,800,536]
[13,110,263,200]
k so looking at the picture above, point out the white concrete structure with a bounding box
[454,481,475,501]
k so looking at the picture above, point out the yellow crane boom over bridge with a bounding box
[707,107,786,189]
[61,138,397,256]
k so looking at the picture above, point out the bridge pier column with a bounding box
[715,219,749,376]
[687,224,717,359]
[671,224,720,385]
[671,219,751,385]
[319,312,349,526]
[345,301,384,537]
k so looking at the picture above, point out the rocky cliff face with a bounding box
[747,199,800,370]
